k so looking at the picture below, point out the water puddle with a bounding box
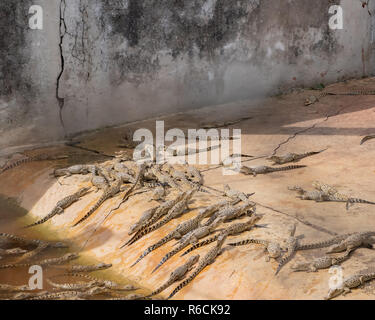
[0,194,150,300]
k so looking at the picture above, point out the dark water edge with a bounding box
[0,194,149,300]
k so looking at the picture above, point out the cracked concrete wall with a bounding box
[1,0,375,151]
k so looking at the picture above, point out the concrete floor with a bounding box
[1,77,375,300]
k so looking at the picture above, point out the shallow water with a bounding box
[0,194,148,300]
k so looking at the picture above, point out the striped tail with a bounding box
[152,243,187,274]
[273,165,306,172]
[147,279,173,297]
[228,239,267,247]
[302,149,327,158]
[275,251,295,275]
[130,234,175,268]
[122,219,168,248]
[348,198,375,205]
[181,236,218,257]
[23,209,60,229]
[167,267,202,300]
[0,262,29,270]
[73,197,106,227]
[0,157,32,173]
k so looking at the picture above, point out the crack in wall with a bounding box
[57,0,67,137]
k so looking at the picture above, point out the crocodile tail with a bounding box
[228,239,265,246]
[130,250,150,268]
[1,158,30,173]
[0,262,28,269]
[275,251,294,275]
[167,269,199,300]
[147,279,173,297]
[276,165,306,172]
[181,236,218,256]
[348,198,375,205]
[152,243,186,274]
[121,227,151,248]
[133,234,174,268]
[23,210,59,229]
[73,197,106,227]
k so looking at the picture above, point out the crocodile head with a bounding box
[325,286,345,300]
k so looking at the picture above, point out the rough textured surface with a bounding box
[1,0,375,151]
[2,78,375,299]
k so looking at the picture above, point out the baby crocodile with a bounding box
[291,251,351,272]
[0,253,79,269]
[240,165,306,176]
[325,270,375,300]
[1,153,68,174]
[167,233,228,299]
[148,255,200,297]
[267,150,326,165]
[57,262,113,274]
[152,218,224,273]
[228,238,282,262]
[24,187,91,228]
[181,215,262,257]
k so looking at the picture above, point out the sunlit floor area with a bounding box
[1,77,375,300]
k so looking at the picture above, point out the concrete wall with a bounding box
[1,0,375,151]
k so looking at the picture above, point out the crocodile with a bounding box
[0,248,27,257]
[288,186,329,202]
[53,164,97,177]
[0,153,68,174]
[12,242,50,264]
[275,223,299,275]
[132,211,208,268]
[223,184,251,202]
[24,187,91,228]
[326,232,375,254]
[106,293,146,300]
[305,89,375,106]
[73,179,124,227]
[296,233,355,251]
[130,190,196,267]
[152,218,224,273]
[0,283,32,292]
[167,233,228,299]
[58,273,138,291]
[325,270,375,300]
[58,262,113,274]
[0,233,68,249]
[150,186,166,201]
[228,238,282,262]
[128,207,159,235]
[267,150,326,165]
[122,191,188,247]
[28,290,84,300]
[181,215,262,257]
[148,255,200,297]
[204,201,256,227]
[0,253,79,269]
[240,165,306,176]
[91,174,109,192]
[151,165,181,190]
[291,251,351,272]
[185,166,203,185]
[47,278,100,291]
[313,181,375,209]
[10,291,49,300]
